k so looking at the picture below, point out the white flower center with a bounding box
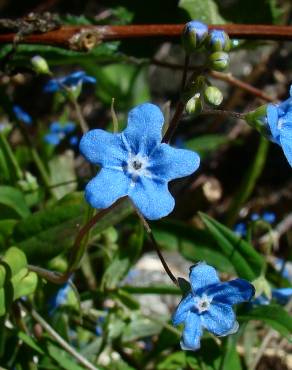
[195,294,212,313]
[126,153,151,185]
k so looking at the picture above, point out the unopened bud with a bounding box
[31,55,50,75]
[209,51,229,71]
[245,105,269,136]
[185,94,203,115]
[182,20,208,53]
[208,30,231,52]
[204,86,223,106]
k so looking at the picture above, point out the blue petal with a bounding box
[79,129,128,167]
[83,75,97,84]
[201,303,235,336]
[172,293,194,326]
[189,263,220,294]
[206,279,255,305]
[280,124,292,167]
[50,122,62,133]
[64,122,76,134]
[44,133,61,146]
[69,136,79,147]
[181,311,202,351]
[149,144,200,181]
[13,105,32,125]
[85,168,130,209]
[266,104,280,141]
[123,103,164,156]
[44,79,60,93]
[129,177,175,220]
[272,288,292,304]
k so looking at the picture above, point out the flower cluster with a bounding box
[234,211,276,237]
[172,263,254,351]
[44,121,78,147]
[80,103,200,220]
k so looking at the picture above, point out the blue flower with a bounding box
[250,213,260,222]
[266,86,292,166]
[253,288,292,306]
[80,103,200,220]
[172,263,254,351]
[44,70,96,93]
[262,211,276,224]
[48,282,71,315]
[234,222,247,237]
[44,121,76,146]
[13,105,32,125]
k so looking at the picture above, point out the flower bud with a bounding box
[204,86,223,106]
[252,276,272,299]
[182,20,208,53]
[208,29,231,52]
[245,105,269,136]
[185,94,203,115]
[208,51,229,71]
[31,55,50,75]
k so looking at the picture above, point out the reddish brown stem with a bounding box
[1,24,292,50]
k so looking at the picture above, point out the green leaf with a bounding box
[179,0,225,24]
[102,222,143,290]
[47,343,85,370]
[199,213,262,280]
[215,0,283,24]
[0,186,30,220]
[153,220,235,274]
[49,151,77,200]
[239,304,292,338]
[18,331,44,355]
[122,313,163,342]
[185,134,229,159]
[13,193,132,262]
[157,352,187,370]
[220,336,242,370]
[1,246,38,300]
[0,264,8,316]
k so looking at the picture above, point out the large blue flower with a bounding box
[266,86,292,166]
[172,263,254,351]
[80,103,200,220]
[44,70,96,93]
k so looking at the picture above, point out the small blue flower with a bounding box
[48,282,71,315]
[44,70,96,93]
[234,222,247,237]
[266,86,292,166]
[80,103,200,220]
[274,258,292,282]
[44,121,76,146]
[250,213,260,222]
[13,105,32,125]
[172,263,254,351]
[262,211,276,224]
[69,135,79,147]
[253,288,292,306]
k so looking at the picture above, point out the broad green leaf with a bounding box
[1,246,38,300]
[18,331,44,355]
[215,0,282,24]
[49,151,77,200]
[153,220,235,274]
[13,193,132,262]
[239,304,292,338]
[0,265,7,316]
[179,0,225,24]
[0,186,30,220]
[199,213,262,280]
[0,219,17,249]
[185,135,229,158]
[122,313,163,342]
